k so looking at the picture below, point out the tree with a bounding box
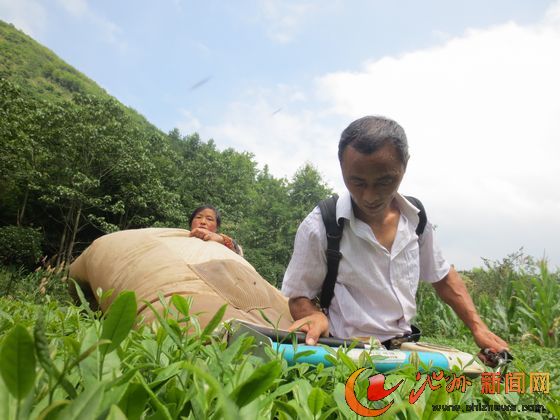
[288,162,332,232]
[0,80,335,277]
[35,94,183,264]
[237,163,332,285]
[172,132,258,227]
[236,166,291,284]
[0,79,46,227]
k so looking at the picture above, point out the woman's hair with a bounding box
[188,205,222,229]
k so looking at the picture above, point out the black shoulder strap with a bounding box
[318,194,343,312]
[404,195,427,236]
[318,194,427,312]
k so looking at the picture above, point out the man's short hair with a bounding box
[338,116,409,164]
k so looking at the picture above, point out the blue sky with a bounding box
[1,0,559,270]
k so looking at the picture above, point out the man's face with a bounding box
[340,143,406,222]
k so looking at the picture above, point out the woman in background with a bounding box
[188,205,243,256]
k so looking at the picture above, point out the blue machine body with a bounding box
[274,343,450,372]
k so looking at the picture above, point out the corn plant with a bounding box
[512,262,560,347]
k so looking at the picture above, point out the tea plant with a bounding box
[0,289,558,419]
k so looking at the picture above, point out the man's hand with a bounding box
[288,297,329,345]
[432,267,509,365]
[472,325,509,352]
[288,311,329,346]
[472,325,510,367]
[189,227,224,243]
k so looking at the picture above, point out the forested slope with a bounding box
[0,20,331,284]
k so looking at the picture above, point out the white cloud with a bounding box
[179,86,341,185]
[205,2,560,269]
[212,105,337,183]
[256,0,320,43]
[56,0,126,50]
[0,0,125,50]
[56,0,88,17]
[316,13,560,268]
[0,0,48,36]
[176,110,202,134]
[544,0,560,25]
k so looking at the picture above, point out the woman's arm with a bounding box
[188,228,242,255]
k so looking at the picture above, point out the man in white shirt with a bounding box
[281,115,508,357]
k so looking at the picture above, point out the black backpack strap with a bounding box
[318,194,426,312]
[404,195,427,236]
[318,194,344,312]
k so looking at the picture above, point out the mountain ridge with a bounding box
[0,19,158,132]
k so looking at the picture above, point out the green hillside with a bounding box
[0,19,333,284]
[0,20,157,131]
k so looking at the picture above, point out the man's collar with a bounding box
[336,191,421,227]
[336,190,353,224]
[394,194,421,227]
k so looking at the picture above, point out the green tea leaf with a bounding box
[36,400,70,420]
[0,375,16,420]
[293,349,318,362]
[62,336,82,356]
[170,294,191,317]
[106,404,128,420]
[257,308,274,327]
[69,279,95,318]
[337,348,357,372]
[0,324,36,399]
[273,400,299,418]
[33,312,55,376]
[150,361,184,389]
[78,339,112,365]
[57,382,104,420]
[201,304,227,338]
[332,382,356,418]
[143,301,183,349]
[179,362,239,420]
[108,367,139,389]
[546,400,560,418]
[307,387,325,416]
[230,360,282,408]
[267,381,299,399]
[137,373,173,420]
[34,311,77,398]
[319,407,338,419]
[101,291,137,354]
[117,383,148,420]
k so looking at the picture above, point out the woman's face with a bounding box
[190,208,219,232]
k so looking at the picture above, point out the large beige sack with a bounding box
[69,228,293,329]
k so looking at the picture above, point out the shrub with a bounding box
[0,225,43,269]
[0,265,71,302]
